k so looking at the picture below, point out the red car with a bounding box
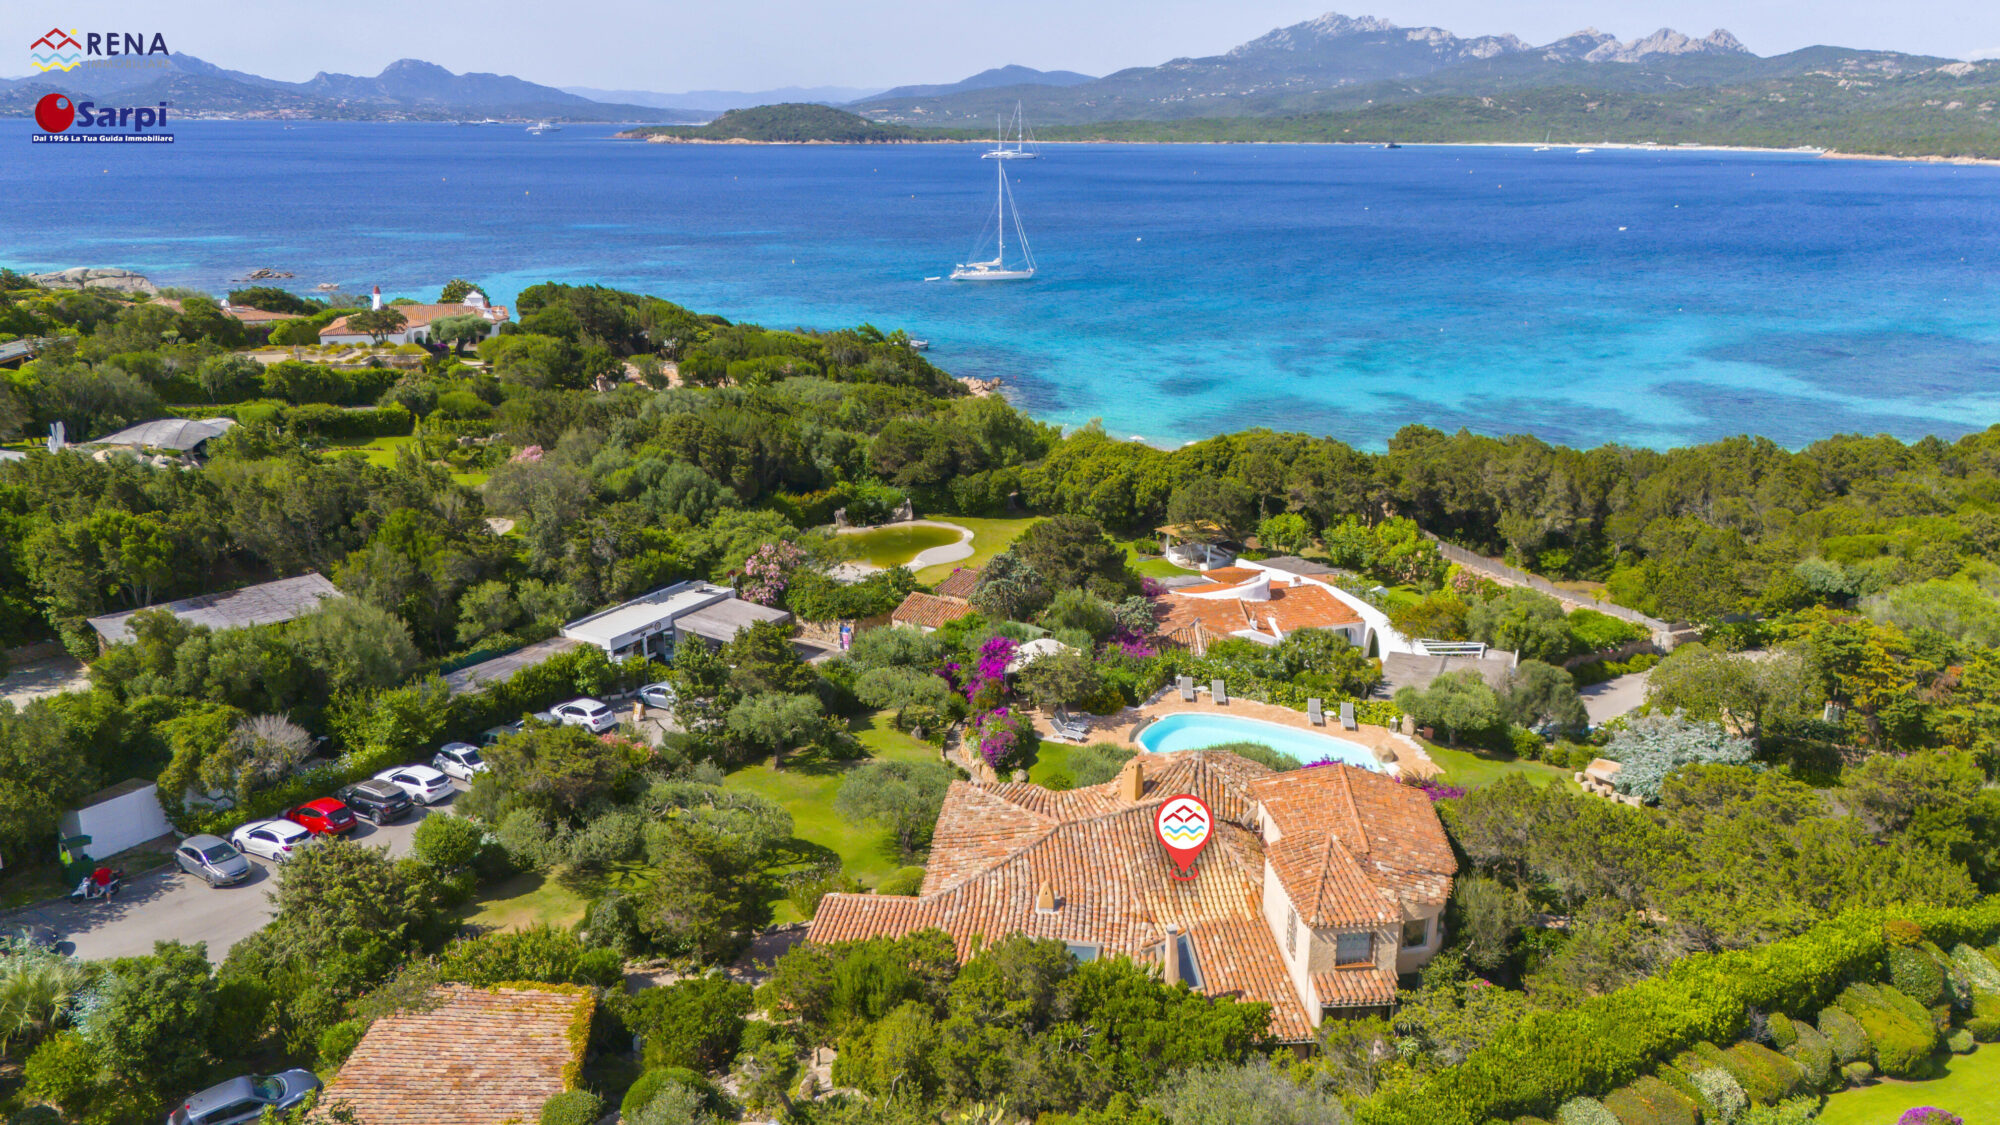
[285,798,357,836]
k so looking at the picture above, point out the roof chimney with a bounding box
[1162,927,1180,985]
[370,285,382,311]
[1117,755,1144,802]
[1035,880,1056,914]
[1267,613,1285,641]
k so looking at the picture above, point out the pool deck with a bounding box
[1027,691,1440,779]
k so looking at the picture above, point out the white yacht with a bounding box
[950,157,1036,281]
[982,101,1039,160]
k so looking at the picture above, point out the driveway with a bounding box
[1581,669,1651,726]
[0,656,90,707]
[14,792,459,963]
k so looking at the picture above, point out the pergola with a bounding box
[1155,521,1232,571]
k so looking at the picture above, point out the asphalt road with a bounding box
[15,790,461,963]
[1580,669,1651,726]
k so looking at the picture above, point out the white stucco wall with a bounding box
[59,783,172,860]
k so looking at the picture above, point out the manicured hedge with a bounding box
[1819,1006,1870,1064]
[1352,904,2000,1125]
[1888,943,1947,1007]
[1781,1019,1835,1090]
[1719,1041,1806,1103]
[1555,1097,1618,1125]
[1599,1075,1698,1125]
[1688,1068,1746,1123]
[1834,982,1940,1078]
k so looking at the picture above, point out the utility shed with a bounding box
[559,580,738,660]
[86,573,343,647]
[60,779,172,861]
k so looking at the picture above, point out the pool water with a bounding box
[839,524,964,568]
[1137,712,1383,771]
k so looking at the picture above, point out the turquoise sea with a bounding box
[4,120,1999,450]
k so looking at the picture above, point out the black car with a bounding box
[333,779,415,824]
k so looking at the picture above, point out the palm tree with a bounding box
[0,944,87,1056]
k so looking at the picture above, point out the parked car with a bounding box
[335,778,414,824]
[173,834,252,887]
[553,697,619,733]
[432,741,488,781]
[481,712,556,746]
[638,681,677,711]
[168,1070,321,1125]
[373,763,455,805]
[284,798,357,837]
[229,820,313,864]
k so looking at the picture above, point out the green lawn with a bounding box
[1130,551,1200,579]
[726,710,943,922]
[327,434,487,486]
[914,516,1038,584]
[1420,739,1577,791]
[1817,1045,2000,1125]
[463,868,593,933]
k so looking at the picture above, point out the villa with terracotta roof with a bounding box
[1153,558,1422,658]
[892,591,977,632]
[807,750,1456,1039]
[324,984,592,1125]
[320,286,511,346]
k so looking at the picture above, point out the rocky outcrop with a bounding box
[27,267,157,294]
[1543,27,1749,64]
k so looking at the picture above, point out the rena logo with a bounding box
[35,93,75,132]
[28,27,168,71]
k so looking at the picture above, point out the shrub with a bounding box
[875,866,926,896]
[1765,1013,1798,1050]
[621,1066,724,1117]
[1835,983,1940,1079]
[1883,919,1924,947]
[1720,1042,1805,1104]
[1887,944,1947,1008]
[1555,1096,1619,1125]
[1968,991,2000,1041]
[1945,1028,1974,1053]
[1818,1006,1871,1063]
[1949,943,2000,992]
[1062,742,1137,786]
[540,1090,604,1125]
[1599,1075,1698,1125]
[621,975,754,1072]
[317,1018,368,1069]
[436,925,624,988]
[1838,1060,1874,1085]
[1690,1068,1747,1124]
[412,814,487,872]
[1649,1064,1704,1108]
[1780,1020,1835,1090]
[1897,1111,1963,1125]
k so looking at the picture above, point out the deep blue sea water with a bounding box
[5,120,1999,450]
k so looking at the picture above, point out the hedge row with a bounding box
[171,401,415,438]
[1354,903,2000,1125]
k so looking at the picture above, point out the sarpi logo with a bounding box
[31,92,174,144]
[29,27,169,73]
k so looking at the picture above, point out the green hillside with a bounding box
[619,102,948,143]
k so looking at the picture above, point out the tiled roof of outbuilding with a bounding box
[891,591,977,630]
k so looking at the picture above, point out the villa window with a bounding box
[1402,918,1429,949]
[1285,907,1298,958]
[1335,931,1373,967]
[1064,942,1101,964]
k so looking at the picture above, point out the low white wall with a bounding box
[60,783,172,860]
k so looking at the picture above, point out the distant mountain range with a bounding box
[849,10,1996,152]
[867,65,1095,103]
[0,55,708,122]
[562,84,885,113]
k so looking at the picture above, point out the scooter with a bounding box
[69,870,122,903]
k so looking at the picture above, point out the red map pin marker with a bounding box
[1154,794,1212,881]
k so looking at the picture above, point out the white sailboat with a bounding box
[950,157,1036,281]
[982,101,1039,160]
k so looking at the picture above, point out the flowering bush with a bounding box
[1407,777,1468,801]
[1108,626,1155,659]
[1898,1110,1963,1125]
[969,705,1038,770]
[738,541,806,607]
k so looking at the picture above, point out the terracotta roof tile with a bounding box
[1153,583,1361,649]
[323,985,589,1125]
[891,592,977,630]
[934,567,982,600]
[322,302,511,337]
[1313,966,1399,1009]
[1249,765,1456,927]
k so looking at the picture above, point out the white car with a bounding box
[230,819,313,863]
[637,681,677,711]
[373,764,455,805]
[432,742,487,781]
[552,697,619,733]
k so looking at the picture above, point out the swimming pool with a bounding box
[1136,712,1384,771]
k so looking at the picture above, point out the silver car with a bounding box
[432,741,488,781]
[174,834,252,887]
[168,1070,321,1125]
[638,680,678,711]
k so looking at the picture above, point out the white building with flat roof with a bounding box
[559,581,791,661]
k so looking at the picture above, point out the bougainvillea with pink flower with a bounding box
[970,704,1039,770]
[1408,777,1468,801]
[1898,1110,1963,1125]
[737,541,806,606]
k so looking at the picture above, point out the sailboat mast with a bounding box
[995,158,1006,262]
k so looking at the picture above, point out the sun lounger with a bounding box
[1211,680,1227,705]
[1340,701,1357,730]
[1307,698,1325,726]
[1178,675,1196,702]
[1051,707,1090,742]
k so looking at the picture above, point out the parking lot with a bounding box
[11,787,461,963]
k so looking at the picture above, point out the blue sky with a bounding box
[19,1,1996,90]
